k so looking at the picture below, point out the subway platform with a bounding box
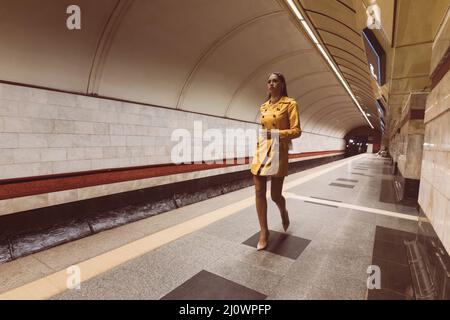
[1,0,449,303]
[0,154,419,300]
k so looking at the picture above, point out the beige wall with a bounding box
[418,12,450,253]
[396,93,427,180]
[0,83,345,180]
[419,71,450,254]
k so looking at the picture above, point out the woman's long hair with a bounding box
[267,72,288,100]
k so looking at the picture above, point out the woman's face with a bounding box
[267,74,282,97]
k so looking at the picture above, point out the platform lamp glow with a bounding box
[285,0,375,129]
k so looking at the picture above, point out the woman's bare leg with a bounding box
[271,176,290,231]
[253,175,269,249]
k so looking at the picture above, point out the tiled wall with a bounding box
[418,70,450,254]
[0,83,345,180]
[389,133,401,165]
[396,93,427,180]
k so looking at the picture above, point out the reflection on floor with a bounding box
[368,226,415,299]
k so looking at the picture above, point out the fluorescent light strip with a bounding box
[286,0,304,20]
[301,20,319,44]
[286,0,374,129]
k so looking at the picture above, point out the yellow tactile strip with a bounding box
[0,154,366,300]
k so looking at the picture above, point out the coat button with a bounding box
[273,115,276,118]
[262,115,264,118]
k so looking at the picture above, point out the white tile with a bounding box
[67,148,85,160]
[74,121,95,134]
[52,160,91,174]
[47,134,76,148]
[84,147,103,159]
[0,100,19,117]
[110,135,127,147]
[21,102,58,119]
[126,136,142,146]
[90,135,110,147]
[57,106,91,122]
[99,99,122,113]
[76,95,99,110]
[40,148,67,162]
[18,133,47,148]
[48,91,77,107]
[14,149,40,163]
[93,123,109,135]
[0,149,14,165]
[0,133,18,148]
[53,120,75,134]
[102,147,118,158]
[73,134,94,147]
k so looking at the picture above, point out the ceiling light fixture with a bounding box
[285,0,374,129]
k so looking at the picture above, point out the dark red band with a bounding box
[0,150,343,200]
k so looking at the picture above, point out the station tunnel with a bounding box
[0,0,449,301]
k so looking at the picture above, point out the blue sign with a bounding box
[362,28,386,86]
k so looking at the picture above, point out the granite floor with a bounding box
[0,154,419,300]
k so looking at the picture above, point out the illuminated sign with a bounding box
[362,28,386,86]
[376,99,385,116]
[380,117,385,133]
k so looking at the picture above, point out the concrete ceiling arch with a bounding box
[302,104,357,135]
[314,108,365,135]
[177,10,313,116]
[301,98,354,131]
[300,94,351,115]
[296,86,351,109]
[175,10,286,110]
[309,106,361,132]
[331,116,369,137]
[224,49,321,120]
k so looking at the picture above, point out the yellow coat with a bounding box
[250,96,301,177]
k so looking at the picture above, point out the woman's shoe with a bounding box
[257,231,270,250]
[282,210,290,232]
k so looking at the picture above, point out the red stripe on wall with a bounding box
[0,150,343,200]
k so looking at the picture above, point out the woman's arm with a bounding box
[279,101,301,140]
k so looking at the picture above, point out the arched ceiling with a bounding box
[298,0,382,130]
[0,0,373,138]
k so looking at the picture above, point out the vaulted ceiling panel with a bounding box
[0,0,373,138]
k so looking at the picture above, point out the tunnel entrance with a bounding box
[344,126,382,157]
